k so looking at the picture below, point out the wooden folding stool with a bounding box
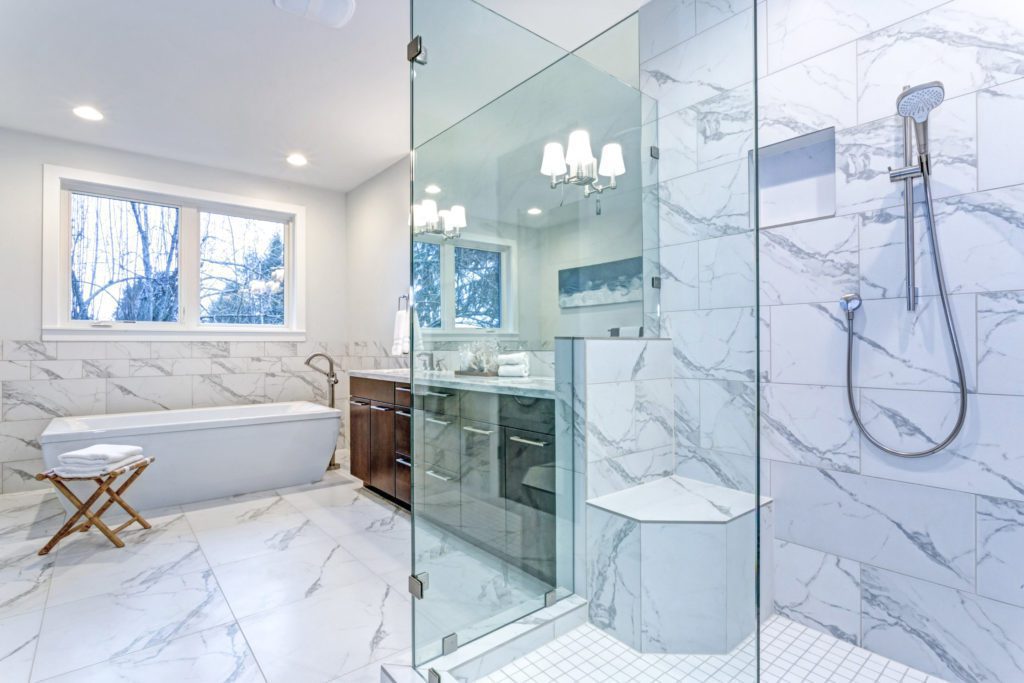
[34,456,155,556]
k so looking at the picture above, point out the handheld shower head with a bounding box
[896,81,945,157]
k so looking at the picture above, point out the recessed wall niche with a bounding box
[754,127,836,228]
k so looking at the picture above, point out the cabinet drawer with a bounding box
[416,411,459,474]
[460,390,554,434]
[395,454,412,505]
[420,463,461,529]
[504,427,557,584]
[395,407,411,456]
[394,383,412,407]
[414,385,460,416]
[351,377,395,403]
[369,402,396,496]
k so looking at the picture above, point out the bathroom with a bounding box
[1,0,1022,682]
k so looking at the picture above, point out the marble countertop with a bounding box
[347,368,556,399]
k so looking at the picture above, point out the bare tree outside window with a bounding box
[455,246,501,328]
[69,193,180,322]
[413,241,442,328]
[199,213,286,325]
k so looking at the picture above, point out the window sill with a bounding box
[419,329,520,342]
[41,327,307,343]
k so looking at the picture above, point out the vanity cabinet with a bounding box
[349,378,411,506]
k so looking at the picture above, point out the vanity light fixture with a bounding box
[286,153,308,167]
[424,184,442,194]
[541,130,624,214]
[413,200,466,239]
[72,105,104,121]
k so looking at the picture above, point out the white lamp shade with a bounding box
[437,209,451,228]
[599,143,625,177]
[421,199,439,224]
[449,205,468,228]
[541,142,567,176]
[565,130,595,169]
[412,203,426,228]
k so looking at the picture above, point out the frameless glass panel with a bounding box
[199,212,286,325]
[69,192,179,322]
[410,2,656,672]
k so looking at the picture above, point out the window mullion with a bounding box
[442,243,456,329]
[180,207,201,329]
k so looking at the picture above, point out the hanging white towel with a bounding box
[498,364,529,378]
[58,444,143,466]
[391,308,409,356]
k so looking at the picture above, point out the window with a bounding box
[44,166,306,340]
[412,237,514,335]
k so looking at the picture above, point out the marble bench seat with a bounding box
[586,475,773,655]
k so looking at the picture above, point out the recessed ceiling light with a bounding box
[286,153,308,167]
[527,207,543,215]
[424,184,441,194]
[72,105,104,121]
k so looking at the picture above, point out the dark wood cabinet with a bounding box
[369,403,396,496]
[349,377,412,507]
[349,399,371,481]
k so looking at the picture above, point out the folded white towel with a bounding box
[58,444,143,466]
[497,352,529,366]
[53,454,144,478]
[498,364,529,378]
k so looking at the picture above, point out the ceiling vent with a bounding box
[273,0,356,28]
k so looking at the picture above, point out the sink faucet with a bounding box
[304,353,341,471]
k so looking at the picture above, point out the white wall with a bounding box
[343,158,410,349]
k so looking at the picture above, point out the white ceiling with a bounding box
[0,0,410,191]
[476,0,648,51]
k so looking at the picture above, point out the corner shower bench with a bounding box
[586,475,773,654]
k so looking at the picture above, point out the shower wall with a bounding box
[757,0,1024,680]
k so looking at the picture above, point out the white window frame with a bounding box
[42,165,307,341]
[415,234,518,340]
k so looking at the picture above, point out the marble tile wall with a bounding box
[0,338,408,495]
[753,0,1024,679]
[640,0,1024,679]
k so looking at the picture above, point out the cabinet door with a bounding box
[504,427,557,584]
[369,403,396,496]
[349,399,371,482]
[460,418,505,555]
[417,411,461,529]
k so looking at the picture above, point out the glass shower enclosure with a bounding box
[407,0,758,679]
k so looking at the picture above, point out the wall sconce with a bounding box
[541,129,625,213]
[412,199,466,239]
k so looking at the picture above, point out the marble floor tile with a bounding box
[0,540,54,619]
[0,493,66,543]
[213,539,371,618]
[239,576,410,683]
[38,623,264,683]
[0,610,42,682]
[32,568,234,680]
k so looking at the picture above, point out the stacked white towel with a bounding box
[497,352,529,377]
[54,444,144,478]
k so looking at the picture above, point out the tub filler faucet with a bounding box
[305,353,341,470]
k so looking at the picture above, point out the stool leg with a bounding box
[39,479,114,556]
[104,467,152,530]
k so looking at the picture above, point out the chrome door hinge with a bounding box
[408,36,427,64]
[408,572,429,599]
[442,633,458,655]
[544,590,558,607]
[650,145,660,159]
[651,276,662,289]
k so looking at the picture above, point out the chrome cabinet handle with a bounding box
[424,391,452,398]
[370,405,392,412]
[463,426,494,436]
[396,457,412,467]
[349,401,368,407]
[510,435,549,448]
[395,386,412,393]
[426,469,453,482]
[396,410,411,418]
[425,417,451,426]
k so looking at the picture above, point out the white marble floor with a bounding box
[480,617,949,683]
[0,470,413,682]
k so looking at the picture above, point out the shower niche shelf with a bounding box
[756,127,836,228]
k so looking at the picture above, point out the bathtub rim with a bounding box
[39,400,341,445]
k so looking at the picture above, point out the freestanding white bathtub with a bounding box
[39,401,341,512]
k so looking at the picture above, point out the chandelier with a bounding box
[541,130,625,207]
[412,200,466,239]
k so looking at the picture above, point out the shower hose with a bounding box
[843,163,967,457]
